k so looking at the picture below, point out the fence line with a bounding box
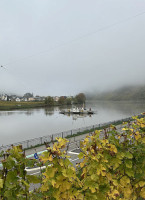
[0,115,142,152]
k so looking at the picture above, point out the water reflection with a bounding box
[87,101,145,116]
[44,107,55,116]
[0,100,145,146]
[0,101,144,117]
[0,109,37,116]
[60,112,93,121]
[72,114,92,121]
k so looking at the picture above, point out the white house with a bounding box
[15,97,21,102]
[1,94,8,101]
[53,96,59,102]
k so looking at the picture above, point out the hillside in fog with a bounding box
[87,85,145,101]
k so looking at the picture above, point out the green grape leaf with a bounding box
[125,160,132,168]
[125,168,134,177]
[125,152,133,159]
[78,152,84,159]
[0,178,3,188]
[26,175,40,184]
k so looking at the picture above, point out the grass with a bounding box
[0,101,45,110]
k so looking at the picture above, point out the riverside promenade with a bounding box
[0,115,135,153]
[24,123,124,160]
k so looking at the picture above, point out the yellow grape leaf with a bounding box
[48,154,53,161]
[124,187,132,198]
[135,133,141,140]
[106,173,112,181]
[97,143,102,149]
[110,144,117,153]
[138,181,145,187]
[63,181,71,190]
[141,124,145,128]
[122,128,129,131]
[120,176,130,186]
[82,168,87,176]
[41,184,48,192]
[59,159,64,166]
[101,171,106,176]
[132,116,138,120]
[142,137,145,144]
[102,139,109,145]
[46,167,56,178]
[91,174,96,180]
[140,188,145,198]
[112,179,118,186]
[95,130,100,135]
[53,145,58,151]
[90,187,96,193]
[51,179,56,187]
[112,189,119,198]
[80,162,85,168]
[96,168,101,175]
[84,138,89,143]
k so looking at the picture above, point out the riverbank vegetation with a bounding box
[0,115,145,199]
[0,93,86,110]
[0,101,45,110]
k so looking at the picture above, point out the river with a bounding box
[0,100,145,146]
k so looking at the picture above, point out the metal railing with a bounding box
[0,115,141,152]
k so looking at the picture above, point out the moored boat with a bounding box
[60,107,94,115]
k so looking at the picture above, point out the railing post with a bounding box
[27,140,29,148]
[40,137,42,145]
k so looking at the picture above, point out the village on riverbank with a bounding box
[0,92,86,110]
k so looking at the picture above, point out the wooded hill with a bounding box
[88,85,145,101]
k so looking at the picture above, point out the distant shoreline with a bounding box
[0,101,82,111]
[0,101,45,111]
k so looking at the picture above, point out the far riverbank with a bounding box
[0,101,45,110]
[0,100,81,111]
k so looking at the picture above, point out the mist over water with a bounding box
[0,0,145,95]
[0,100,145,146]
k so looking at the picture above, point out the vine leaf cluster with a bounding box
[0,115,145,199]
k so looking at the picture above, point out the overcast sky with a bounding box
[0,0,145,96]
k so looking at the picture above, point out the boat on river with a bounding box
[60,107,94,115]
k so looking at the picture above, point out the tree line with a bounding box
[44,93,86,106]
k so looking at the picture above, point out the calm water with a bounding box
[0,100,145,146]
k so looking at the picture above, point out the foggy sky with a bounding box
[0,0,145,96]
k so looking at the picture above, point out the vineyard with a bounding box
[0,115,145,199]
